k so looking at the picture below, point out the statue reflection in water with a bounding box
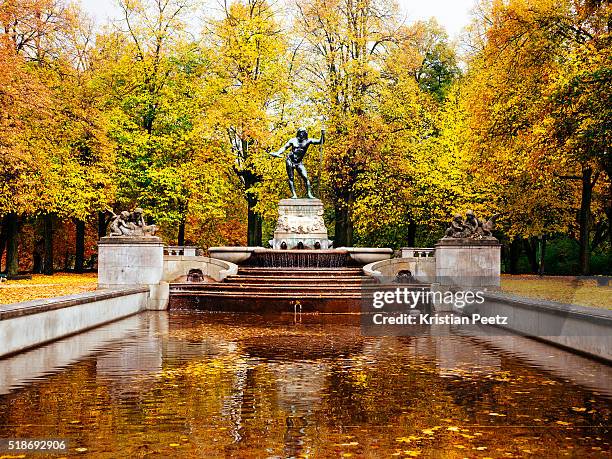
[270,127,325,199]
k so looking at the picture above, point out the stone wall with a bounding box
[0,288,148,358]
[459,292,612,363]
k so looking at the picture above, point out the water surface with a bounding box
[0,311,610,457]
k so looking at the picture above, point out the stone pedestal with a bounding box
[269,199,332,249]
[434,238,501,289]
[98,236,168,310]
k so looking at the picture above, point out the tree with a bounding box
[0,0,115,274]
[541,34,611,273]
[0,2,55,276]
[404,19,461,101]
[462,0,611,274]
[98,0,232,245]
[296,0,403,246]
[204,0,292,246]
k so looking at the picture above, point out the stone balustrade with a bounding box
[401,247,435,258]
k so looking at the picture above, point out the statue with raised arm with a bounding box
[270,127,325,199]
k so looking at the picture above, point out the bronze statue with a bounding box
[479,214,499,238]
[443,210,499,240]
[270,127,325,199]
[464,210,479,235]
[444,213,465,238]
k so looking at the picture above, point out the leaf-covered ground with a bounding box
[501,275,611,310]
[0,273,98,305]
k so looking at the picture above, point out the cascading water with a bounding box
[249,249,350,268]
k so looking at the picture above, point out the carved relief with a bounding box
[276,215,326,234]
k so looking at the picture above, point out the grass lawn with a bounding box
[0,273,98,305]
[501,275,611,310]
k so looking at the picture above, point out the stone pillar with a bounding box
[434,239,501,289]
[270,198,332,249]
[98,236,168,310]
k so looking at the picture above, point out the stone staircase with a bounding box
[169,266,430,313]
[169,266,368,312]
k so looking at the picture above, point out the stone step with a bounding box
[171,286,365,294]
[172,283,426,289]
[170,291,364,299]
[168,264,430,313]
[170,284,430,296]
[224,276,366,284]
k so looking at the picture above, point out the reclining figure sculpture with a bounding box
[108,208,158,237]
[444,210,499,240]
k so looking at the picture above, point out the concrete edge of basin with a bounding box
[0,287,149,321]
[459,292,612,363]
[481,291,612,324]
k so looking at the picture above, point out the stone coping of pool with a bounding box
[0,287,149,321]
[480,290,612,324]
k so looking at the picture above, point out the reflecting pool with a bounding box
[0,312,610,457]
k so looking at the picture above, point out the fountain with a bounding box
[248,248,350,268]
[171,124,396,310]
[208,199,392,268]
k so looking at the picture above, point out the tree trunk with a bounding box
[334,205,348,247]
[43,213,55,275]
[178,219,186,246]
[0,215,7,272]
[538,235,546,276]
[407,220,417,247]
[509,238,522,274]
[523,238,538,274]
[98,211,108,239]
[333,193,354,248]
[578,167,594,275]
[75,219,86,273]
[247,195,262,246]
[5,213,19,278]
